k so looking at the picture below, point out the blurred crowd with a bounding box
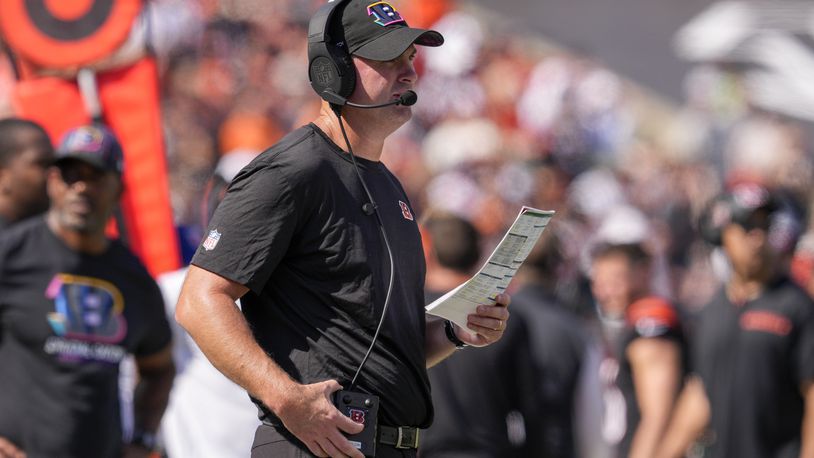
[2,0,814,457]
[145,0,814,306]
[158,1,814,455]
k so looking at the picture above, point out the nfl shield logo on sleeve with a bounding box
[202,229,221,251]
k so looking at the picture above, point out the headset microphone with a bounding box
[331,90,418,109]
[397,90,418,106]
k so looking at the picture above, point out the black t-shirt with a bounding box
[191,124,430,427]
[0,217,171,458]
[421,285,586,458]
[694,277,814,458]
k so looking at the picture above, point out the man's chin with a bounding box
[61,215,98,234]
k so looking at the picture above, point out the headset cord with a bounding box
[336,112,396,391]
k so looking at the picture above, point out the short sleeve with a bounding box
[191,163,298,294]
[625,296,680,339]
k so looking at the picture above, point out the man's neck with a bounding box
[726,276,766,305]
[312,104,390,161]
[46,212,109,255]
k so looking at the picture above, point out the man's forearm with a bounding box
[175,269,300,414]
[133,356,175,434]
[655,376,710,458]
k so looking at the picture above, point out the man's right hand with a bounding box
[0,437,25,458]
[276,379,365,458]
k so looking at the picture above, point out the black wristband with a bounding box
[444,320,468,349]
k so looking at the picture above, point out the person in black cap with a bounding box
[176,2,510,458]
[0,117,54,230]
[0,125,175,458]
[661,182,814,458]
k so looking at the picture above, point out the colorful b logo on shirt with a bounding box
[45,273,126,344]
[367,2,405,27]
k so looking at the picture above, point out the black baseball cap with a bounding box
[338,0,444,61]
[725,183,777,229]
[54,125,124,174]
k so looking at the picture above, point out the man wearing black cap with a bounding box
[176,2,510,458]
[662,183,814,458]
[0,125,175,458]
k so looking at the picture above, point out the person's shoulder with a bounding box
[771,277,814,319]
[254,124,328,166]
[625,295,681,338]
[510,285,588,340]
[775,276,813,302]
[238,124,335,181]
[0,216,48,250]
[511,286,577,321]
[107,240,158,285]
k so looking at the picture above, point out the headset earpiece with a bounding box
[699,196,733,246]
[307,0,356,104]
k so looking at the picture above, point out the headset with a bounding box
[700,185,803,254]
[307,0,417,110]
[699,193,741,246]
[308,0,356,107]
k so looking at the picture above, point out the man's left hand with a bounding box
[457,293,511,347]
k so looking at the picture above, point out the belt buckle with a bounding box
[395,427,419,449]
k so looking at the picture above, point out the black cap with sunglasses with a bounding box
[702,183,803,254]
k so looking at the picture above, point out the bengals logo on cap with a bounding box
[367,2,405,27]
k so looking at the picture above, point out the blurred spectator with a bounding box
[3,2,813,454]
[174,109,282,261]
[0,125,174,457]
[420,211,533,457]
[421,214,591,458]
[508,228,597,458]
[589,242,687,458]
[666,183,814,458]
[0,117,53,228]
[159,144,264,458]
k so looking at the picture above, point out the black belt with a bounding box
[378,425,420,449]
